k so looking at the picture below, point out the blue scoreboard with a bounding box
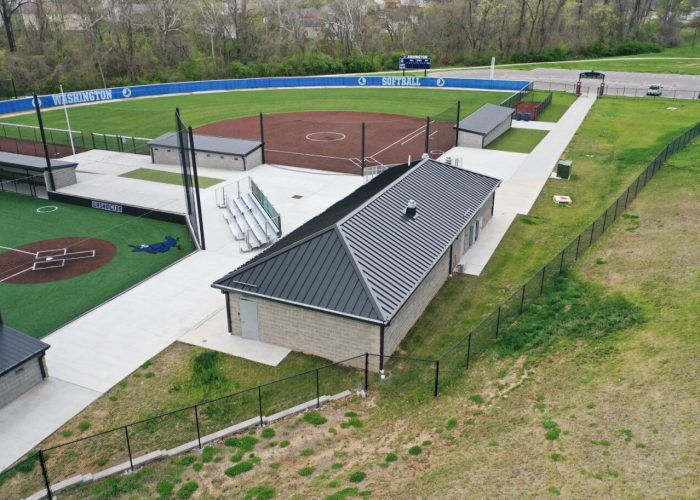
[399,55,431,70]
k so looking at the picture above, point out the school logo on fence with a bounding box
[50,89,115,106]
[358,77,367,86]
[122,88,132,98]
[436,78,445,87]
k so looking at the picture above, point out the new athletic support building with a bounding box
[456,103,513,149]
[212,159,500,370]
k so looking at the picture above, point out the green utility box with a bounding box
[557,160,572,179]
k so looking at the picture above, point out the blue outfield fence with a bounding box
[0,76,532,115]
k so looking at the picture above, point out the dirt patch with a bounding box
[194,111,454,175]
[0,136,87,158]
[0,237,116,284]
[514,101,541,120]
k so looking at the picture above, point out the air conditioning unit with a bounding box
[444,156,453,165]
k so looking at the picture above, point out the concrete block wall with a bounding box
[483,118,512,148]
[50,167,77,189]
[228,293,381,370]
[383,251,450,357]
[0,357,44,408]
[457,130,483,148]
[151,147,260,171]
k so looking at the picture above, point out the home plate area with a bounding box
[0,237,116,284]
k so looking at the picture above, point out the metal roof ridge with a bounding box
[211,225,338,288]
[335,161,421,228]
[334,225,388,324]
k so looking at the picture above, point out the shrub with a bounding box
[303,411,328,426]
[245,485,276,500]
[225,435,258,451]
[298,466,314,476]
[408,446,422,456]
[446,419,458,430]
[261,428,276,439]
[385,453,398,463]
[202,447,220,463]
[469,394,484,404]
[174,455,197,467]
[79,421,91,432]
[348,471,366,483]
[279,440,290,448]
[300,448,314,457]
[156,479,174,497]
[177,481,198,499]
[225,461,254,477]
[331,462,344,469]
[230,451,245,462]
[191,351,226,387]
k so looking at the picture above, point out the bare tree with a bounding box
[0,0,28,51]
[143,0,186,63]
[323,0,369,56]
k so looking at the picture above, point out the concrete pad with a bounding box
[512,120,556,131]
[178,308,291,366]
[0,378,100,471]
[438,148,527,182]
[458,212,517,275]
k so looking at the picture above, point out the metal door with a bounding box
[239,299,259,341]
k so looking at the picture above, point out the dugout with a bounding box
[0,322,50,408]
[456,103,513,149]
[149,132,263,171]
[0,152,78,196]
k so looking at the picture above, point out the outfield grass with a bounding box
[1,88,506,140]
[530,91,578,122]
[121,168,223,188]
[0,193,195,337]
[486,128,548,153]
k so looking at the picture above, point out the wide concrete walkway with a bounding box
[444,92,597,275]
[0,158,362,471]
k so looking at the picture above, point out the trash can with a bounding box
[524,112,530,122]
[557,160,572,179]
[514,111,522,121]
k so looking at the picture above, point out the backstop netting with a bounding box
[175,110,205,249]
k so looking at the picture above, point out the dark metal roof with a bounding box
[456,103,513,135]
[213,160,500,323]
[0,324,49,377]
[0,152,77,172]
[149,132,262,156]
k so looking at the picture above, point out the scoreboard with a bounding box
[399,55,431,70]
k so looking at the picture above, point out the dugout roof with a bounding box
[456,103,514,135]
[149,132,262,156]
[213,159,501,324]
[0,324,49,377]
[0,152,77,172]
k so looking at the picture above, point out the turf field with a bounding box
[0,88,507,140]
[0,192,195,337]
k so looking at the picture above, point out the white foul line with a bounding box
[0,245,36,256]
[0,267,32,283]
[371,120,436,158]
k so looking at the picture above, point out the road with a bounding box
[433,67,700,99]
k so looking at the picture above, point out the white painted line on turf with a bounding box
[0,266,33,283]
[0,245,36,256]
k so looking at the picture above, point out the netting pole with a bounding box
[364,353,369,391]
[259,112,265,164]
[124,426,134,472]
[361,122,365,176]
[33,94,55,191]
[465,332,472,369]
[257,386,264,427]
[433,360,440,397]
[38,450,52,499]
[315,369,321,408]
[424,116,430,155]
[188,126,206,250]
[454,101,461,147]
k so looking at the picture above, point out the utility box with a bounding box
[557,160,572,179]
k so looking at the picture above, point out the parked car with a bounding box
[646,84,663,96]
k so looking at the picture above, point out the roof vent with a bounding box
[405,199,417,218]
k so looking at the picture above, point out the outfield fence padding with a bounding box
[0,76,532,116]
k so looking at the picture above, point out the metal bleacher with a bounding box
[223,190,279,252]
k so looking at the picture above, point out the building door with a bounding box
[239,299,259,341]
[475,218,482,241]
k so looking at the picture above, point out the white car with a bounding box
[646,85,663,96]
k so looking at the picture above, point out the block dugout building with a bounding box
[148,133,263,171]
[0,323,49,408]
[456,103,513,149]
[213,159,500,370]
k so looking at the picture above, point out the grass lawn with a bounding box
[486,128,548,153]
[0,88,507,141]
[0,193,195,336]
[45,137,700,499]
[121,168,223,188]
[510,57,700,75]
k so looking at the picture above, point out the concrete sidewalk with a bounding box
[449,93,597,275]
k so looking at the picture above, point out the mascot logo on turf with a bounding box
[130,236,181,254]
[122,87,132,98]
[358,77,367,86]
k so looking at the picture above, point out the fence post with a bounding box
[495,306,501,338]
[589,220,596,246]
[315,369,320,408]
[257,386,264,427]
[433,360,440,397]
[602,207,608,233]
[559,248,565,273]
[465,333,472,369]
[540,265,546,294]
[614,197,620,220]
[91,132,95,149]
[574,234,581,260]
[38,450,52,499]
[519,285,526,314]
[194,405,202,449]
[364,353,369,391]
[124,426,134,472]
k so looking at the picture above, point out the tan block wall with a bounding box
[457,130,483,148]
[383,250,450,357]
[228,293,381,370]
[483,118,512,147]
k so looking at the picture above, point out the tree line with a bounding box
[0,0,696,94]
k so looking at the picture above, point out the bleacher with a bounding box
[222,191,279,252]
